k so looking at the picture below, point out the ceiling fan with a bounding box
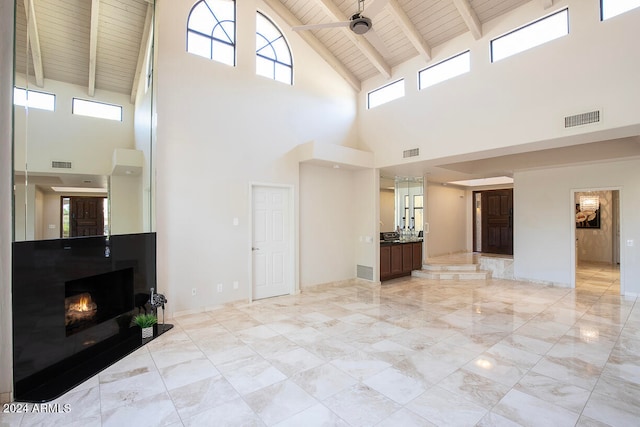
[292,0,389,54]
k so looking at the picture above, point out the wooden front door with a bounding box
[70,197,105,237]
[481,189,513,255]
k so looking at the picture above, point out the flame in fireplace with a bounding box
[68,294,97,313]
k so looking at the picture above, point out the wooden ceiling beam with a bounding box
[88,0,100,97]
[263,0,361,91]
[23,0,44,87]
[315,0,391,78]
[131,2,154,103]
[452,0,482,40]
[386,0,431,61]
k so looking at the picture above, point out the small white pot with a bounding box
[141,326,153,339]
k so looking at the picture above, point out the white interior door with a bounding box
[252,185,291,300]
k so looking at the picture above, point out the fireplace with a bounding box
[65,268,134,337]
[12,233,163,402]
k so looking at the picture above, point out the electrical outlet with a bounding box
[217,283,223,293]
[191,288,196,296]
[233,281,239,290]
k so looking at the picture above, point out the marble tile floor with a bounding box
[2,262,638,427]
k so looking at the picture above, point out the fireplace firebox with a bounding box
[65,268,134,336]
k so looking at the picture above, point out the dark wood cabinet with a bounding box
[390,245,403,276]
[380,241,423,281]
[412,242,422,270]
[380,246,391,279]
[402,244,413,272]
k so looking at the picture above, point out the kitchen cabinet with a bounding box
[380,241,422,281]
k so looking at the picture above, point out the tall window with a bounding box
[256,12,293,85]
[187,0,236,66]
[491,8,569,63]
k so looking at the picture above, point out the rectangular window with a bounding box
[601,0,640,20]
[491,8,569,63]
[419,51,470,90]
[367,79,405,109]
[72,98,122,121]
[13,87,55,111]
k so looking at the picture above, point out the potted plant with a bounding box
[133,313,157,339]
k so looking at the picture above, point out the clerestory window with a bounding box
[256,12,293,85]
[187,0,236,66]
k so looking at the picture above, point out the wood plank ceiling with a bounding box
[14,0,553,96]
[15,0,152,103]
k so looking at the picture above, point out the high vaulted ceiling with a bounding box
[14,0,554,98]
[15,0,153,103]
[267,0,547,89]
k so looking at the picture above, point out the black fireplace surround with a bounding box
[12,232,160,402]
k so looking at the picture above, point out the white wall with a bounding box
[576,190,613,263]
[359,1,640,167]
[1,0,14,404]
[13,78,135,175]
[299,164,356,287]
[380,189,395,232]
[514,159,640,295]
[155,0,359,313]
[111,176,143,235]
[425,183,469,258]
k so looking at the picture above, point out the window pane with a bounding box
[73,98,122,121]
[419,51,470,90]
[256,14,280,41]
[255,12,293,85]
[256,56,274,79]
[491,9,568,62]
[368,79,405,109]
[272,38,291,65]
[14,87,55,111]
[212,21,234,44]
[257,37,276,60]
[187,0,235,66]
[207,0,234,22]
[187,32,212,58]
[212,40,235,66]
[414,195,423,209]
[275,64,292,84]
[188,2,215,35]
[602,0,640,19]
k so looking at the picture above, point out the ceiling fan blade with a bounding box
[363,0,388,17]
[292,21,350,32]
[363,28,390,57]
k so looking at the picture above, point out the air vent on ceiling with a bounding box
[564,110,600,128]
[356,265,374,281]
[403,148,419,158]
[51,161,72,169]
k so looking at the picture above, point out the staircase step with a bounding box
[412,269,491,280]
[413,261,492,280]
[422,263,479,272]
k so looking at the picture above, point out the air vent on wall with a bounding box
[51,161,72,169]
[356,265,374,281]
[403,148,419,158]
[564,110,600,128]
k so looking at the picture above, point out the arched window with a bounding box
[256,12,292,85]
[187,0,236,66]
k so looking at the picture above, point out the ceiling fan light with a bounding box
[350,16,372,34]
